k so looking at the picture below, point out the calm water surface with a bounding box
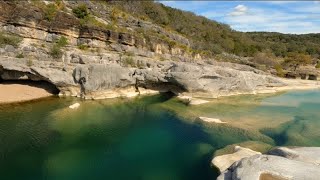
[0,90,320,180]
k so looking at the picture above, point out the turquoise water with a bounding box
[0,90,320,180]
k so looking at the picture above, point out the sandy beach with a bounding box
[0,82,56,104]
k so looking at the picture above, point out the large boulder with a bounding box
[73,64,135,92]
[166,62,285,97]
[217,147,320,180]
[218,154,320,180]
[212,146,261,172]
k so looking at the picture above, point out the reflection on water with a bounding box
[0,90,320,179]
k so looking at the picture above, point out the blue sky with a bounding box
[160,1,320,34]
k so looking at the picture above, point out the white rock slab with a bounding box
[198,117,227,124]
[212,146,261,172]
[69,103,80,109]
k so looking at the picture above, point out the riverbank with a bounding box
[0,81,55,104]
[1,78,319,104]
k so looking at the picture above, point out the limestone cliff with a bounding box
[0,1,319,101]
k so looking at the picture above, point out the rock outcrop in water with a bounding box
[215,146,320,180]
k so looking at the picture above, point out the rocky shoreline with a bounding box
[213,146,320,180]
[1,56,320,104]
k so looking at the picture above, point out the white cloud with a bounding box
[266,1,298,4]
[228,5,248,16]
[223,5,320,34]
[161,1,320,34]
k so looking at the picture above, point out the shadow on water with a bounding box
[261,114,320,146]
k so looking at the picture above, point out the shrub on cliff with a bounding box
[0,32,22,48]
[16,53,24,58]
[122,56,135,67]
[43,1,66,21]
[72,4,89,19]
[49,36,68,59]
[44,3,58,21]
[77,44,89,51]
[50,45,63,59]
[56,36,68,47]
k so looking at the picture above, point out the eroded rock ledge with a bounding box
[1,56,320,103]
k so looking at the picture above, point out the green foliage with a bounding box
[110,7,128,23]
[44,3,58,21]
[107,1,320,58]
[55,36,68,47]
[0,32,22,48]
[72,4,89,19]
[49,36,67,59]
[274,64,284,77]
[316,63,320,69]
[77,44,89,51]
[16,53,24,58]
[283,52,312,70]
[26,59,33,67]
[122,56,135,67]
[30,0,46,8]
[43,1,66,21]
[50,44,63,59]
[79,15,112,30]
[26,0,320,62]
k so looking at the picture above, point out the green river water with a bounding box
[0,90,320,180]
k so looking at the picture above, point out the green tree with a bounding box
[284,52,312,71]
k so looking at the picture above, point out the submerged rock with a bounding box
[69,103,80,109]
[197,117,226,124]
[177,95,209,105]
[189,98,209,105]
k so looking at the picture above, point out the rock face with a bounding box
[0,57,78,96]
[165,62,285,98]
[74,64,135,92]
[216,147,320,180]
[212,146,261,172]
